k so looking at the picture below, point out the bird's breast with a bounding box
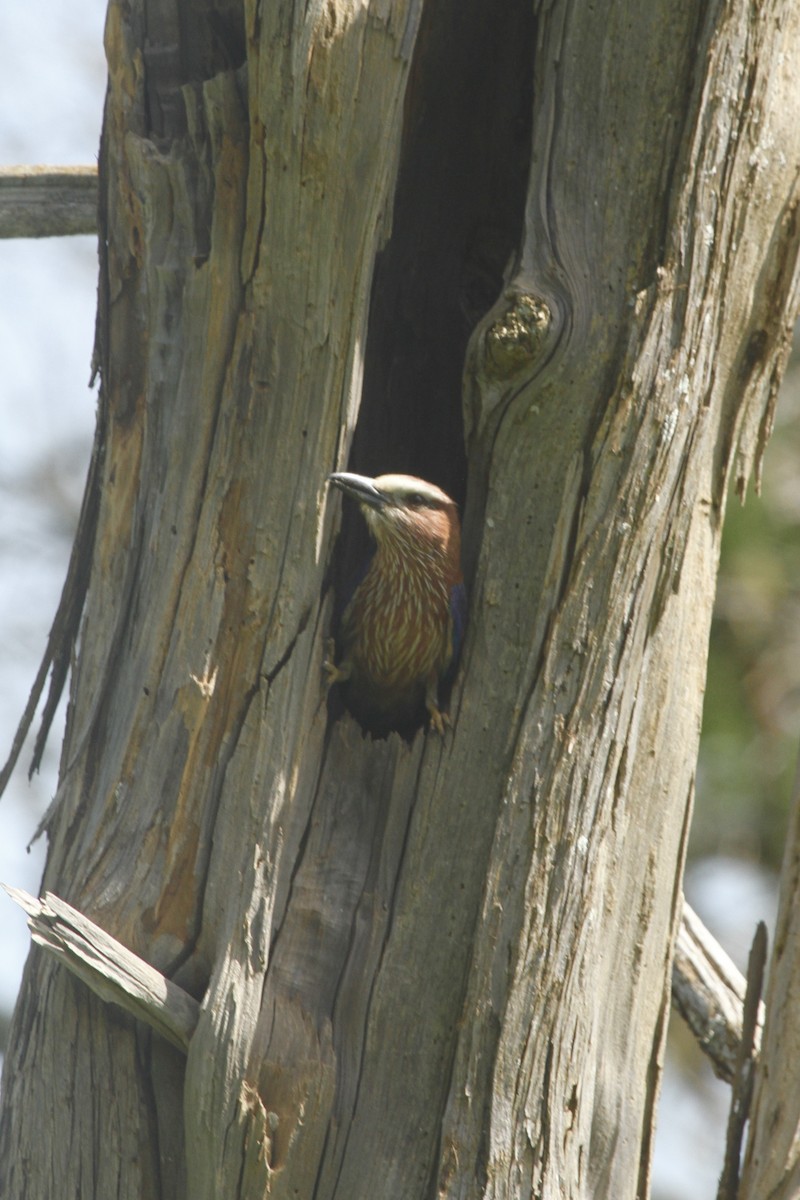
[343,559,452,693]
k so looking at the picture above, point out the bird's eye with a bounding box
[407,493,426,507]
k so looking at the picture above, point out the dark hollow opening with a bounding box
[330,0,535,736]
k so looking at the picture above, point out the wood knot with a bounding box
[484,293,550,375]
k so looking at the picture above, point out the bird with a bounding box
[325,472,466,737]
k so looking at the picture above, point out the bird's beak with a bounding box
[328,472,387,510]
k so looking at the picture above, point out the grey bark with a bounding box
[4,881,761,1084]
[1,0,799,1198]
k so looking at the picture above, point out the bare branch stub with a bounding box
[0,166,98,238]
[2,886,199,1053]
[672,901,764,1084]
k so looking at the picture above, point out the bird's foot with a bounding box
[425,674,451,736]
[427,702,451,737]
[323,640,351,687]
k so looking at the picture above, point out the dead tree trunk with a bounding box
[1,0,799,1197]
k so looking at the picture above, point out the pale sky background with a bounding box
[0,0,105,1011]
[0,4,782,1198]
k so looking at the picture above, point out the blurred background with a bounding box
[0,0,104,1035]
[0,4,795,1197]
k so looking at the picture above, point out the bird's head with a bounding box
[328,471,462,570]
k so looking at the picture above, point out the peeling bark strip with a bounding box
[1,0,799,1199]
[0,395,106,801]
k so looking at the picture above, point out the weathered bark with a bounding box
[4,882,764,1092]
[1,0,799,1198]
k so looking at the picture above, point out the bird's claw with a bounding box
[323,639,351,687]
[424,672,451,736]
[427,704,451,737]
